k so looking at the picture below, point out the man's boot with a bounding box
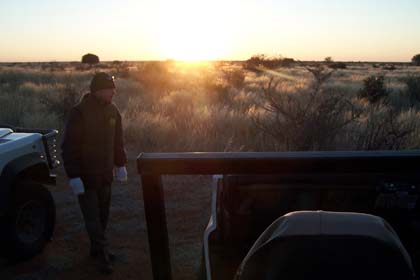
[98,251,114,275]
[90,247,116,262]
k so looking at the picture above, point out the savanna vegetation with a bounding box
[1,59,420,152]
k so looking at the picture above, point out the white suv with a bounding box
[0,125,59,262]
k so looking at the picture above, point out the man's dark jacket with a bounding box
[61,93,127,186]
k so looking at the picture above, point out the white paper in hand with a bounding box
[69,177,85,195]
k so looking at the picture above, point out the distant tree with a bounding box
[412,54,420,66]
[81,53,100,64]
[324,56,333,63]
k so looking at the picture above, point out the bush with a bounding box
[351,105,417,150]
[203,80,233,107]
[243,54,295,71]
[358,75,388,104]
[222,68,245,90]
[133,61,173,97]
[279,58,295,67]
[254,67,359,151]
[412,54,420,66]
[328,62,347,69]
[39,76,83,122]
[404,75,420,104]
[113,61,130,78]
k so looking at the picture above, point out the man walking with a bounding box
[61,72,128,274]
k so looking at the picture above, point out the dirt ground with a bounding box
[0,153,213,280]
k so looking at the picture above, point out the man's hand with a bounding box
[114,166,128,184]
[69,177,85,195]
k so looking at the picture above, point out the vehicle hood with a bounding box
[0,128,13,138]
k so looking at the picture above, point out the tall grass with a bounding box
[1,62,420,152]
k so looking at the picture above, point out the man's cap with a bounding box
[90,72,116,93]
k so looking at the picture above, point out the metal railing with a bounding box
[137,151,420,280]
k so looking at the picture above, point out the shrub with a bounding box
[358,75,388,104]
[328,62,347,69]
[279,58,295,67]
[133,61,173,97]
[404,75,420,104]
[254,67,359,151]
[412,53,420,66]
[222,68,245,89]
[39,76,83,122]
[351,105,417,150]
[203,80,233,107]
[243,54,295,71]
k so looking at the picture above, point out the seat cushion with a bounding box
[235,211,416,280]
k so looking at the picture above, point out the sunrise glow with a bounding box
[0,0,419,62]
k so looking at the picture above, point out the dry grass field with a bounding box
[1,61,420,152]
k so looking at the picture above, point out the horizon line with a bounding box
[0,59,414,64]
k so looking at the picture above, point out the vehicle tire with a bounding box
[4,182,55,262]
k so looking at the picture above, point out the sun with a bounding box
[157,0,231,61]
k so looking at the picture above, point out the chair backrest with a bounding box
[235,211,417,280]
[219,174,376,244]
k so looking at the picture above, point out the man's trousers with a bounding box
[77,176,112,255]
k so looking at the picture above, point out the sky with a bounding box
[1,0,420,62]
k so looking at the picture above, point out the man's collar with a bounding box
[86,93,109,106]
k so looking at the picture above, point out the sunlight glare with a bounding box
[158,0,234,61]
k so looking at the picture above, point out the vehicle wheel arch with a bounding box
[0,153,49,212]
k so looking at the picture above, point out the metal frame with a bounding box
[137,151,420,280]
